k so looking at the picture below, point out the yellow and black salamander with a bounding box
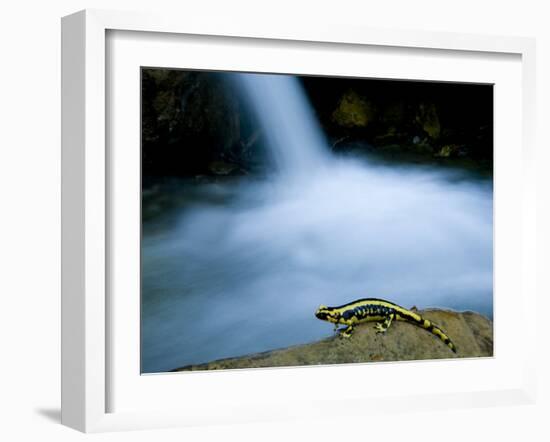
[315,298,456,353]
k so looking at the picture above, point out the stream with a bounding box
[141,73,493,373]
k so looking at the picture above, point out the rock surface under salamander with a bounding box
[174,309,493,371]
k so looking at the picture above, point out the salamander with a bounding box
[315,298,456,353]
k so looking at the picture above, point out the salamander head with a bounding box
[315,305,341,324]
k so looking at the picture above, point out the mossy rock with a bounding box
[415,103,441,140]
[434,144,460,158]
[332,90,377,128]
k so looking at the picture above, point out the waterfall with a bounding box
[141,72,493,373]
[236,73,328,176]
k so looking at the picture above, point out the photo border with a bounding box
[61,9,537,433]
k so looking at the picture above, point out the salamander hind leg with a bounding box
[374,313,395,334]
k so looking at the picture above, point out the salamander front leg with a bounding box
[374,313,394,334]
[339,324,354,338]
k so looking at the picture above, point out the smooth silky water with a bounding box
[141,74,493,373]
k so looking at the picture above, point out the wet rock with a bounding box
[435,144,460,158]
[415,103,441,140]
[142,69,245,176]
[208,160,238,175]
[410,137,433,154]
[332,90,377,128]
[175,309,493,371]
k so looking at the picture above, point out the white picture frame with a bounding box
[61,9,537,433]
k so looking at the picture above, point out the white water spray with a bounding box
[235,73,328,176]
[141,73,493,373]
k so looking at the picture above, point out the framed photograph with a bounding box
[61,9,537,433]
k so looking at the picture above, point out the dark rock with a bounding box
[435,144,460,158]
[382,102,406,125]
[142,70,249,176]
[415,103,441,140]
[208,160,238,175]
[332,90,377,128]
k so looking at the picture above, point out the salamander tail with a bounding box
[402,309,457,353]
[422,319,457,353]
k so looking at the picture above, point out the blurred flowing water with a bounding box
[234,74,329,176]
[141,74,493,373]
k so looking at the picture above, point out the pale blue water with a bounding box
[141,73,493,373]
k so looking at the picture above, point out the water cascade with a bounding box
[141,73,493,373]
[235,73,328,177]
